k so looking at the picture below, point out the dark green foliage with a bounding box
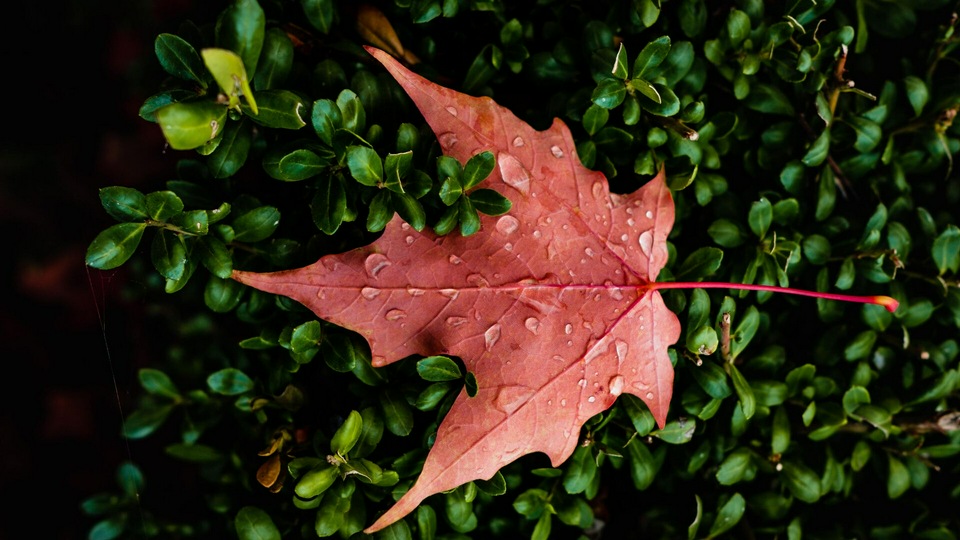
[85,0,960,538]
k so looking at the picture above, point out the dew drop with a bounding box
[615,340,628,361]
[448,254,463,265]
[552,355,565,362]
[445,106,458,116]
[620,234,628,242]
[550,145,564,158]
[627,218,636,227]
[360,287,381,300]
[577,378,587,388]
[645,392,654,400]
[440,288,459,300]
[505,243,514,251]
[385,309,407,321]
[484,324,502,351]
[496,215,520,235]
[401,222,411,231]
[588,395,596,403]
[592,181,604,199]
[563,429,571,437]
[513,136,524,147]
[645,210,654,219]
[364,253,391,278]
[407,288,425,297]
[564,323,573,335]
[446,316,468,327]
[498,153,531,194]
[438,131,458,149]
[566,340,573,346]
[533,230,542,238]
[638,230,654,256]
[405,235,415,245]
[467,274,490,287]
[560,399,567,407]
[524,317,540,334]
[584,247,595,258]
[609,288,624,301]
[609,375,625,396]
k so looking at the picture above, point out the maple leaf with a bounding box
[234,46,681,531]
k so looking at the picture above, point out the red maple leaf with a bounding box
[232,47,896,532]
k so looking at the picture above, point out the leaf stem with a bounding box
[650,281,899,313]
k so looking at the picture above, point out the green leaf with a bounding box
[611,43,629,79]
[139,368,180,399]
[844,330,877,361]
[89,516,126,540]
[626,438,658,490]
[208,117,252,178]
[708,219,744,248]
[652,417,696,444]
[802,129,830,167]
[677,247,723,280]
[690,361,732,399]
[366,191,393,233]
[383,151,413,193]
[262,146,331,181]
[592,78,627,109]
[638,83,680,116]
[302,0,336,33]
[633,36,671,79]
[771,406,791,454]
[205,275,245,312]
[716,447,753,485]
[846,116,882,153]
[726,9,751,45]
[311,176,347,234]
[393,192,426,231]
[748,199,772,240]
[232,206,280,243]
[151,230,188,280]
[235,506,281,540]
[708,493,745,538]
[253,27,293,90]
[744,84,796,116]
[146,191,185,221]
[290,320,322,353]
[728,364,755,420]
[99,187,149,222]
[156,100,228,150]
[86,223,147,269]
[887,455,910,498]
[215,0,265,78]
[903,75,928,117]
[462,151,496,190]
[295,465,338,499]
[336,89,366,133]
[469,189,512,216]
[197,236,233,278]
[458,196,481,236]
[311,99,342,146]
[165,443,223,462]
[781,461,821,503]
[347,145,383,186]
[380,389,414,436]
[122,403,174,439]
[802,234,831,265]
[155,33,207,85]
[202,48,257,113]
[417,356,462,381]
[207,368,254,395]
[331,410,363,456]
[932,225,960,275]
[563,445,597,494]
[243,89,306,129]
[583,104,610,136]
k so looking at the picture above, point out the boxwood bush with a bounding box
[84,0,960,538]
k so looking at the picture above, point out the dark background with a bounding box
[1,1,195,537]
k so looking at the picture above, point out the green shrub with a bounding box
[84,1,960,538]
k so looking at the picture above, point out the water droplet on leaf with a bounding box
[364,253,391,278]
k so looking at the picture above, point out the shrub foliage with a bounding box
[85,0,960,538]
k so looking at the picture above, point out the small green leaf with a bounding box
[262,146,331,181]
[253,27,294,91]
[583,104,610,135]
[207,368,254,395]
[417,356,462,381]
[903,75,928,117]
[745,84,796,116]
[677,247,723,280]
[331,410,363,456]
[295,465,338,499]
[205,275,245,312]
[235,506,281,540]
[243,89,306,129]
[197,236,232,278]
[728,364,755,420]
[165,443,223,462]
[312,98,342,147]
[86,223,147,270]
[462,151,496,190]
[380,389,414,437]
[611,43,629,79]
[781,461,821,502]
[458,196,481,236]
[802,234,831,265]
[592,78,627,109]
[707,219,744,248]
[469,189,512,216]
[202,48,257,113]
[301,0,336,33]
[563,445,597,494]
[652,417,696,444]
[366,191,393,233]
[233,206,280,242]
[99,186,149,222]
[708,493,745,538]
[139,368,180,399]
[633,35,671,79]
[383,151,413,193]
[887,455,910,498]
[346,145,383,186]
[215,0,265,77]
[151,230,188,280]
[122,403,174,439]
[156,100,228,150]
[393,192,426,232]
[802,130,830,167]
[932,225,960,275]
[155,33,207,85]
